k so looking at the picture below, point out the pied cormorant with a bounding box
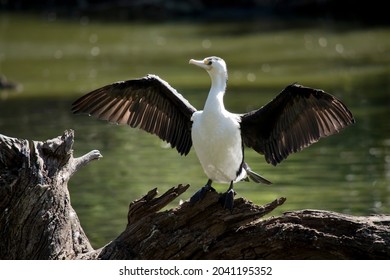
[72,56,354,210]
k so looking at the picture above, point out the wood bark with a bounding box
[1,130,389,260]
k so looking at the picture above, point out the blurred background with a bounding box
[1,1,389,248]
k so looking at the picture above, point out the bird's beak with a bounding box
[189,59,210,70]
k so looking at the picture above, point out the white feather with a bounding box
[191,60,246,183]
[192,110,245,183]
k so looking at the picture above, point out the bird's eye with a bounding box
[206,60,212,66]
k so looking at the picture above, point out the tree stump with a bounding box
[1,130,389,259]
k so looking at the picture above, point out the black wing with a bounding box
[240,84,355,165]
[71,74,197,155]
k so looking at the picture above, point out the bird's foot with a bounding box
[189,182,215,204]
[218,188,236,211]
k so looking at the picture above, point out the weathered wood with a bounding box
[81,186,287,260]
[0,130,101,259]
[1,131,389,260]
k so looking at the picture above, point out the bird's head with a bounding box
[189,56,227,77]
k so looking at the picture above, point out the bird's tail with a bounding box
[243,162,272,185]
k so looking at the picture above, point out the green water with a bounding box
[1,14,389,248]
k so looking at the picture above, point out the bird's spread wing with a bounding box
[240,84,355,165]
[71,74,197,155]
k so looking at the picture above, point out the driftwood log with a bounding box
[1,130,389,260]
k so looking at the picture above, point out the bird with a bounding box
[71,56,355,210]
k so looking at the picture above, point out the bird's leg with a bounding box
[219,181,236,211]
[189,179,215,204]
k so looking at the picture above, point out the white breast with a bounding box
[191,110,245,183]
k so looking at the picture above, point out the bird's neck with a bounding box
[204,72,227,114]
